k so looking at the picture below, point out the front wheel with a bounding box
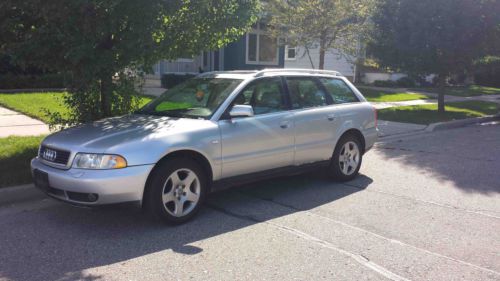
[144,158,208,224]
[328,135,363,181]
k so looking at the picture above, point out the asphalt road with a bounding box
[0,123,499,281]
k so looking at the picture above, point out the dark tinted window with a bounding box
[286,77,328,109]
[234,78,287,115]
[320,78,359,104]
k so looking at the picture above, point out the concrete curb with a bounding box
[425,114,500,132]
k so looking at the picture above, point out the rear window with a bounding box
[319,78,359,104]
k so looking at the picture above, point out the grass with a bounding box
[378,101,499,125]
[0,92,153,123]
[0,135,45,188]
[0,92,70,123]
[412,85,500,97]
[359,88,431,102]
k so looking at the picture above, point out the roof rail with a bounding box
[254,68,342,77]
[197,70,257,77]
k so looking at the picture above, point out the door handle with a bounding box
[280,121,290,129]
[327,114,336,121]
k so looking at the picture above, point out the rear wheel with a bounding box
[145,158,208,224]
[328,134,363,181]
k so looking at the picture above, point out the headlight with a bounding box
[73,153,127,169]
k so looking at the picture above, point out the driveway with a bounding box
[0,123,499,281]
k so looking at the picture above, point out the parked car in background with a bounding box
[31,69,378,223]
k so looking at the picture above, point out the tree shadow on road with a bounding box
[0,171,372,281]
[375,123,500,194]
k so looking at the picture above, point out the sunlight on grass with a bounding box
[0,92,70,123]
[378,101,499,124]
[360,88,431,102]
[414,85,500,97]
[0,92,155,123]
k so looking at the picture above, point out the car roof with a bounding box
[197,69,344,80]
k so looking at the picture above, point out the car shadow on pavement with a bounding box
[375,124,500,194]
[0,171,372,281]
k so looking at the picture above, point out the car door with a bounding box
[285,76,341,165]
[218,77,295,178]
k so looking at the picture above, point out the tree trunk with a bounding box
[100,74,113,118]
[305,47,315,69]
[319,37,326,70]
[437,74,446,113]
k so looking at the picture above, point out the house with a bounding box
[148,21,357,84]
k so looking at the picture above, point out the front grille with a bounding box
[39,145,71,165]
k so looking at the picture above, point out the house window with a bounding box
[246,23,279,65]
[285,46,296,60]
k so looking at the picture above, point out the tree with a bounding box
[268,0,375,70]
[0,0,260,124]
[369,0,500,112]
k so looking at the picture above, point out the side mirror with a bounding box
[229,104,254,118]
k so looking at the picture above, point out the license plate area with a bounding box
[33,169,49,192]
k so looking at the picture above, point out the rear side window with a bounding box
[320,78,359,104]
[286,77,328,109]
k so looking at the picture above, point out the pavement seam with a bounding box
[374,145,497,163]
[343,182,500,220]
[207,203,409,281]
[230,190,500,277]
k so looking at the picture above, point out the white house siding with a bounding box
[284,46,355,78]
[362,73,408,84]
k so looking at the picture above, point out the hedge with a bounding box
[0,73,66,89]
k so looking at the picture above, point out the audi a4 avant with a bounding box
[32,69,378,223]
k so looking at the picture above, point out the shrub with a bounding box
[373,80,397,87]
[161,73,196,88]
[474,58,500,87]
[396,77,416,87]
[0,73,66,89]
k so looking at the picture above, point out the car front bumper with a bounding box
[31,157,155,206]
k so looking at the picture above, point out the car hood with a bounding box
[42,114,215,153]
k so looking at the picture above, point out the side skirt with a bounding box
[211,161,330,192]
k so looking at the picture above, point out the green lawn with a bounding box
[0,92,70,123]
[0,92,153,123]
[412,85,500,97]
[0,135,45,188]
[378,101,499,125]
[359,88,431,102]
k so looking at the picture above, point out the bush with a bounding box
[373,80,397,87]
[396,77,416,87]
[0,73,66,89]
[474,59,500,87]
[161,73,196,88]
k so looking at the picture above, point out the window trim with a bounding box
[245,23,280,66]
[285,45,297,61]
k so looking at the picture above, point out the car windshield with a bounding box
[137,77,242,119]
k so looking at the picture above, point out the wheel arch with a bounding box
[143,149,214,203]
[338,128,366,154]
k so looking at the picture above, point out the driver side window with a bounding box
[232,78,287,115]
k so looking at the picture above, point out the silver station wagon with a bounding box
[31,69,378,223]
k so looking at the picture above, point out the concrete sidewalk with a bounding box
[0,106,50,137]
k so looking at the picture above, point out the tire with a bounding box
[328,134,363,181]
[144,157,208,224]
